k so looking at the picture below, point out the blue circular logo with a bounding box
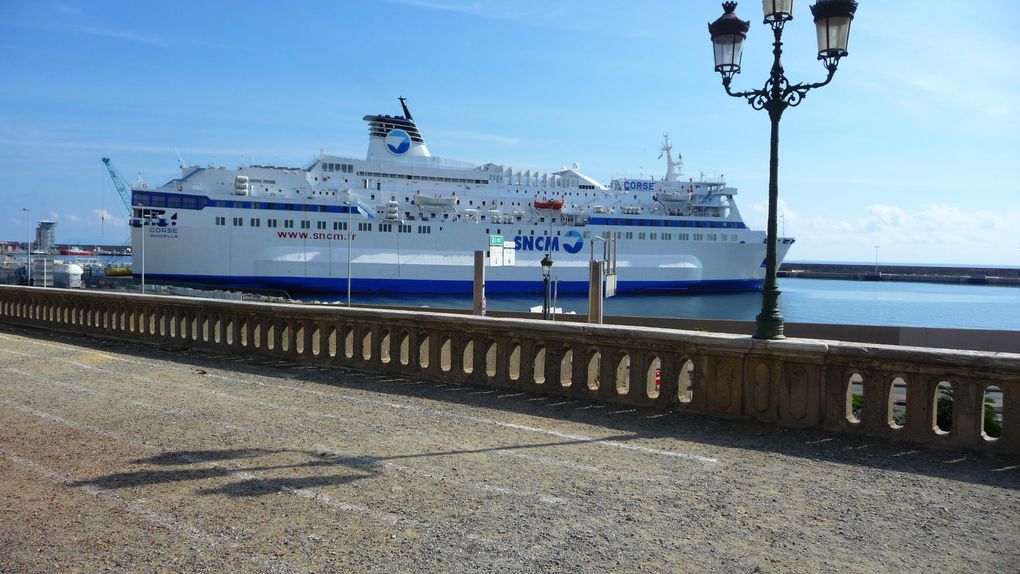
[385,129,411,155]
[563,230,584,254]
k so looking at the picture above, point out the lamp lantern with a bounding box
[540,253,553,320]
[811,0,858,66]
[762,0,793,23]
[709,2,751,79]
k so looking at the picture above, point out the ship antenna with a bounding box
[174,146,185,169]
[398,96,413,121]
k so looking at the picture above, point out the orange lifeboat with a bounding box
[533,198,564,210]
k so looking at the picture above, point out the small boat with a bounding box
[60,246,95,256]
[104,265,133,277]
[654,192,691,207]
[533,198,564,210]
[414,193,458,210]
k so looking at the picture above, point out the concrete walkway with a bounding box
[1,324,1018,573]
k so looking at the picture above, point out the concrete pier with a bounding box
[779,262,1020,286]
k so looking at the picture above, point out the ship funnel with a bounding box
[364,98,431,161]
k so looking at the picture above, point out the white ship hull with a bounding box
[133,220,790,294]
[128,100,793,296]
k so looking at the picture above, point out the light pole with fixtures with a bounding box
[133,203,146,294]
[345,201,353,306]
[21,208,31,286]
[709,0,858,339]
[540,253,553,320]
[874,244,879,274]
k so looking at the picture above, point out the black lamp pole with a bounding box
[709,0,857,339]
[541,254,553,320]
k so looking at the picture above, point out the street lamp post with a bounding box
[874,244,879,273]
[709,0,857,339]
[346,202,353,307]
[132,203,146,294]
[540,253,553,320]
[21,208,31,286]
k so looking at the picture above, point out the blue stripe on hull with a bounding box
[138,274,763,296]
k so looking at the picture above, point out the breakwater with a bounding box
[779,262,1020,286]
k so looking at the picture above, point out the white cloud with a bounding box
[58,209,127,230]
[866,204,907,230]
[797,203,1020,247]
[749,198,798,231]
[92,208,127,229]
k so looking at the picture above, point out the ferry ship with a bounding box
[128,98,793,295]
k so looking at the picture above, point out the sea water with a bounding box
[335,278,1020,331]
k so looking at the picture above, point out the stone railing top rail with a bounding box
[3,285,1018,371]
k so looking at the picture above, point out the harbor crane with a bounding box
[101,157,133,215]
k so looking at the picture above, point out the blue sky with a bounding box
[2,0,1018,266]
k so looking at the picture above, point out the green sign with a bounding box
[489,235,504,247]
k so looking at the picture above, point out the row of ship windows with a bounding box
[322,162,354,173]
[477,229,740,242]
[211,216,739,242]
[358,172,489,185]
[214,216,433,234]
[375,223,432,234]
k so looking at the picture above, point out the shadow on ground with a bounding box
[70,448,378,496]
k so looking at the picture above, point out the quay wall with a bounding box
[1,285,1018,455]
[779,262,1020,286]
[472,311,1019,354]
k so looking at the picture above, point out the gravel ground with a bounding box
[1,323,1018,574]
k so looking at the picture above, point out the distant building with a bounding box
[36,221,56,252]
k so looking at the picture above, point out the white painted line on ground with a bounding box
[311,444,567,505]
[4,369,256,434]
[892,450,919,457]
[0,399,155,451]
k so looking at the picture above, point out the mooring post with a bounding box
[587,259,603,324]
[473,250,486,316]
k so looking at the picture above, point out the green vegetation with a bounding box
[850,387,1002,438]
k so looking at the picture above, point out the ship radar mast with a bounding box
[659,134,683,183]
[398,96,413,121]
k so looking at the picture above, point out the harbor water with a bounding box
[11,254,1020,331]
[328,278,1020,331]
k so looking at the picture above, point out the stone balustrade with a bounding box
[1,285,1017,454]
